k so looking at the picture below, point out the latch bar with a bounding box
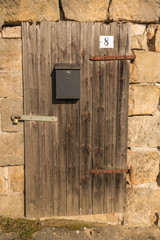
[89,169,129,174]
[90,51,136,62]
[11,115,58,124]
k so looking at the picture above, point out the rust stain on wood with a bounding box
[90,169,129,174]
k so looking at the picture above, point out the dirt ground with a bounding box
[1,218,160,240]
[32,224,160,240]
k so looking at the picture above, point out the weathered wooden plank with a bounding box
[114,23,131,212]
[79,22,93,215]
[103,23,118,213]
[51,22,68,216]
[66,21,80,215]
[42,21,53,216]
[23,22,41,217]
[92,22,105,214]
[23,22,31,217]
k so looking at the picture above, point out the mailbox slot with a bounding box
[55,63,80,100]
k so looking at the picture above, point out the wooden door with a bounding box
[22,21,131,218]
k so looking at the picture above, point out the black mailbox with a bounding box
[55,63,80,99]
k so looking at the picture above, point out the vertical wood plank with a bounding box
[114,23,131,212]
[103,23,119,213]
[23,22,41,217]
[79,22,93,215]
[66,22,80,215]
[41,21,53,216]
[92,22,105,214]
[51,22,67,216]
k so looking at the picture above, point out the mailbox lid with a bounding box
[55,63,80,70]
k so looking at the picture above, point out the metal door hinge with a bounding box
[89,169,129,174]
[11,115,58,124]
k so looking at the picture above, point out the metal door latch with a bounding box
[90,51,136,63]
[11,115,58,124]
[89,169,129,174]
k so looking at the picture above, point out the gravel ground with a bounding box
[1,223,160,240]
[32,225,160,240]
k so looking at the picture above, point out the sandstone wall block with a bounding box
[0,0,59,28]
[0,39,22,98]
[9,166,24,192]
[0,167,7,195]
[127,150,160,185]
[109,0,160,23]
[0,133,24,166]
[2,26,21,39]
[147,24,157,51]
[0,39,21,70]
[131,24,147,50]
[130,51,160,83]
[1,98,23,132]
[0,70,22,98]
[0,12,4,30]
[147,24,157,42]
[155,25,160,52]
[129,85,160,115]
[128,115,160,147]
[125,186,160,227]
[61,0,109,21]
[0,193,24,217]
[0,98,3,132]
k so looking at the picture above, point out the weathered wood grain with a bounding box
[80,22,93,215]
[23,21,131,217]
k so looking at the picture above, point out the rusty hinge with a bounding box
[90,51,136,63]
[89,169,129,174]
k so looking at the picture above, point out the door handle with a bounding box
[11,115,58,124]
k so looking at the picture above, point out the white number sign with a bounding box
[100,36,114,49]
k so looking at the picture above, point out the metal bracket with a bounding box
[11,115,58,124]
[90,51,136,63]
[89,169,129,174]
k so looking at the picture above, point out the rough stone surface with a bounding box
[0,99,2,132]
[128,115,160,147]
[9,166,24,192]
[1,98,23,132]
[0,168,7,195]
[61,0,109,21]
[0,70,22,98]
[0,39,22,98]
[0,232,18,240]
[0,0,59,27]
[155,25,160,52]
[0,133,24,166]
[131,24,147,50]
[32,225,160,240]
[147,24,157,51]
[130,51,160,83]
[2,26,21,38]
[0,193,24,217]
[127,150,160,185]
[147,24,157,41]
[125,186,160,227]
[129,85,160,115]
[0,39,21,70]
[109,0,160,23]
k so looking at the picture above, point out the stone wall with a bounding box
[0,27,24,217]
[126,23,160,227]
[0,0,160,227]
